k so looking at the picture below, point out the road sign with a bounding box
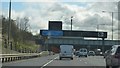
[41,30,63,36]
[63,30,107,38]
[49,21,62,30]
[40,30,107,38]
[98,32,104,37]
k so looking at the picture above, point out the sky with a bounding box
[1,0,120,40]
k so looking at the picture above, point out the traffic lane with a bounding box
[80,56,106,66]
[2,54,58,66]
[46,56,90,66]
[43,56,106,68]
[2,55,106,68]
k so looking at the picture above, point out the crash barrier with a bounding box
[0,51,50,63]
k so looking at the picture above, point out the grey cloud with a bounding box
[88,2,119,21]
[82,14,100,25]
[47,3,66,12]
[88,2,118,12]
[9,2,119,39]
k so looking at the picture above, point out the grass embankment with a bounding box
[2,42,40,54]
[1,35,40,54]
[2,47,19,54]
[17,42,40,53]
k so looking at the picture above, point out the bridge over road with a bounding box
[46,37,120,46]
[42,37,120,51]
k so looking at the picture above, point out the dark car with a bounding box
[106,45,120,68]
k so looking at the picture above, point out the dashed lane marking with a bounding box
[41,56,58,68]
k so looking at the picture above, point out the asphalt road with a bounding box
[2,54,106,68]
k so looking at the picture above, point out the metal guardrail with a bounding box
[0,51,50,63]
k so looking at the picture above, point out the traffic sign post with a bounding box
[102,38,105,53]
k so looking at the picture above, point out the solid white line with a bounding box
[43,60,53,67]
[41,56,58,68]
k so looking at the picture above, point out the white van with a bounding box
[59,45,74,60]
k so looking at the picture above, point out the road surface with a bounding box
[2,54,106,68]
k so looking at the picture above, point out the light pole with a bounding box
[71,16,73,31]
[97,25,99,40]
[102,11,113,40]
[102,11,119,40]
[8,0,11,47]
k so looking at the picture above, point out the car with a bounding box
[103,50,111,58]
[59,45,74,60]
[106,45,120,68]
[75,51,79,56]
[99,52,103,56]
[88,51,95,56]
[95,49,103,56]
[78,48,88,57]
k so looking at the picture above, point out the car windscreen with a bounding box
[80,49,87,52]
[89,52,94,53]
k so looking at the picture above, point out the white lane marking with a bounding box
[80,59,88,64]
[41,56,58,68]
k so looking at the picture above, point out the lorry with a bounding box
[59,45,74,60]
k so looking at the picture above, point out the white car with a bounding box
[106,45,120,68]
[59,45,74,60]
[88,51,95,56]
[78,48,88,57]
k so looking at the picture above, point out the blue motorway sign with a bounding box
[41,30,63,36]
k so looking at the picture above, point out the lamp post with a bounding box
[7,0,12,48]
[102,11,113,40]
[71,16,73,31]
[97,25,99,40]
[102,11,119,40]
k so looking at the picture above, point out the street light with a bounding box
[62,16,74,31]
[8,0,11,47]
[71,16,73,31]
[102,11,119,40]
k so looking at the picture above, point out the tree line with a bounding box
[1,15,33,43]
[1,15,40,53]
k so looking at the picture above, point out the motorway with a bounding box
[2,54,106,68]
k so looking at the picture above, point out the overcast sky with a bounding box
[1,0,120,40]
